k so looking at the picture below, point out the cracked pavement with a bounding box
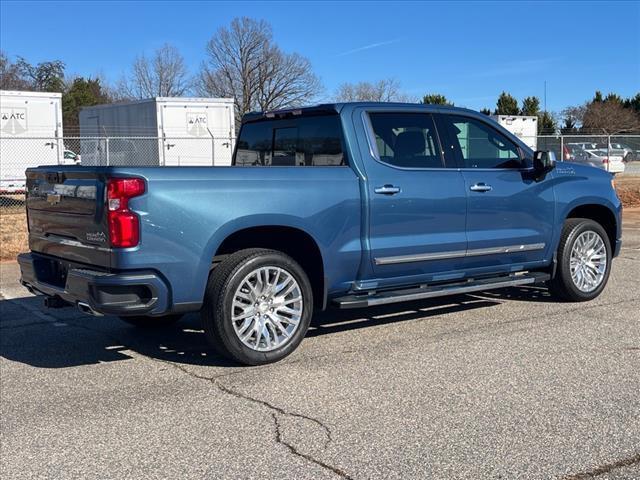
[1,217,639,479]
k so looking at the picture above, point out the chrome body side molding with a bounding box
[375,243,545,266]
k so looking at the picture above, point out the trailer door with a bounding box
[160,103,232,166]
[1,94,61,186]
[208,104,234,166]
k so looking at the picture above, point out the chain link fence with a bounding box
[537,134,640,164]
[1,136,234,208]
[2,134,640,209]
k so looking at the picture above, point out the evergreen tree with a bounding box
[421,93,452,105]
[520,96,540,116]
[62,77,112,130]
[494,92,519,115]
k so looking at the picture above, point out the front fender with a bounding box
[549,164,622,256]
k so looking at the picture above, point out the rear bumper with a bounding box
[18,252,170,316]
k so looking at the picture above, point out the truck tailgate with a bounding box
[26,168,111,267]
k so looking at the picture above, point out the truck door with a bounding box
[357,109,468,286]
[436,113,555,270]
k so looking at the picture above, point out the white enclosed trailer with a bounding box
[490,115,538,151]
[79,97,235,166]
[0,90,63,192]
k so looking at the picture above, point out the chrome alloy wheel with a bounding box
[570,230,607,293]
[231,266,303,352]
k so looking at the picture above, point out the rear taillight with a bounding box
[602,157,609,164]
[107,178,145,248]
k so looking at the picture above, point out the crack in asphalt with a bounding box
[133,357,350,478]
[165,361,334,450]
[271,412,353,480]
[561,452,640,479]
[1,299,346,479]
[3,293,639,480]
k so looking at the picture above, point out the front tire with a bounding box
[201,248,313,365]
[548,218,612,301]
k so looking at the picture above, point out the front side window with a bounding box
[368,112,443,168]
[439,115,522,169]
[234,114,346,166]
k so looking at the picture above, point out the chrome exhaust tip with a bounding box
[77,302,103,317]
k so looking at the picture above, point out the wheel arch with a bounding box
[564,203,618,251]
[212,224,326,310]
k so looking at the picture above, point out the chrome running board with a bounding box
[333,272,550,309]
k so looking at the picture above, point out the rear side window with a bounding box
[438,115,523,169]
[234,114,347,166]
[368,113,443,168]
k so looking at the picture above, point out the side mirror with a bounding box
[533,150,556,175]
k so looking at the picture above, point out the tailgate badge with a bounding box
[86,232,107,243]
[46,193,61,205]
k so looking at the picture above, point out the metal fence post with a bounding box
[105,137,110,167]
[560,135,564,162]
[607,134,611,173]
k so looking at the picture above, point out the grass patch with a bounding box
[1,208,27,261]
[615,176,640,208]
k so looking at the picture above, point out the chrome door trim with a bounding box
[374,243,545,265]
[465,242,546,257]
[375,249,467,265]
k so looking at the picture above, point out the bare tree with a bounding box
[561,104,587,128]
[334,78,414,102]
[0,53,65,92]
[0,51,31,90]
[197,17,322,123]
[118,44,191,99]
[582,101,640,134]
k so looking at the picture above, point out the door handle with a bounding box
[374,185,401,195]
[469,183,492,192]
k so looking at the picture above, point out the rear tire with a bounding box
[201,248,313,365]
[547,218,612,301]
[119,314,183,328]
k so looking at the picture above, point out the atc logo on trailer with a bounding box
[1,108,28,135]
[1,90,63,193]
[187,112,209,136]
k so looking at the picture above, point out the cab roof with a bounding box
[241,102,482,123]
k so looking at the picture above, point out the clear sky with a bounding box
[1,0,639,112]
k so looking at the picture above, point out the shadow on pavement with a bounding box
[1,286,547,370]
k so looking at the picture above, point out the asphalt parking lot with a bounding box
[1,218,639,480]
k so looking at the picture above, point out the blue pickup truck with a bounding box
[19,103,622,364]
